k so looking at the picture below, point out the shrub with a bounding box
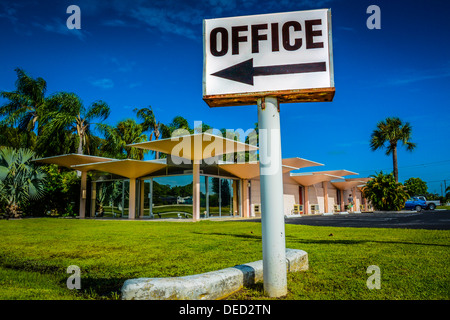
[0,147,47,218]
[362,171,409,211]
[24,164,80,216]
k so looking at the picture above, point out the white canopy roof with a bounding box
[129,133,258,162]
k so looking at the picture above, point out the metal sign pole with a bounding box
[257,96,287,297]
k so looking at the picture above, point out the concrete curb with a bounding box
[121,248,308,300]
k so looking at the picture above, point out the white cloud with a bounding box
[102,19,128,27]
[48,0,336,42]
[90,78,114,89]
[32,18,88,41]
[109,57,136,73]
[387,72,450,86]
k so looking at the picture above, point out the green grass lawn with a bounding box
[0,218,449,300]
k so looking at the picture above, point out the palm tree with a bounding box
[99,119,148,160]
[370,117,416,182]
[40,92,110,155]
[0,68,48,146]
[134,107,162,159]
[0,147,47,218]
[134,107,158,138]
[134,108,193,159]
[161,116,192,138]
[170,116,192,134]
[134,107,194,159]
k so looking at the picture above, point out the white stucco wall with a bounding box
[283,183,299,215]
[249,177,364,216]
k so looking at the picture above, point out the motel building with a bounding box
[34,132,372,220]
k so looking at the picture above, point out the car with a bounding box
[404,197,427,211]
[414,196,440,210]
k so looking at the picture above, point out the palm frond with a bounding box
[86,100,110,122]
[0,147,47,211]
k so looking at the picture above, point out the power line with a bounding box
[357,159,450,173]
[424,179,450,183]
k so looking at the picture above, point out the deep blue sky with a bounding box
[1,0,449,194]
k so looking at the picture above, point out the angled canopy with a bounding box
[129,133,258,162]
[71,159,167,178]
[290,173,343,186]
[219,157,324,179]
[282,157,324,169]
[345,177,372,182]
[218,162,297,180]
[312,169,358,176]
[331,180,367,190]
[33,154,114,170]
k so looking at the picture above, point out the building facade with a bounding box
[35,133,371,220]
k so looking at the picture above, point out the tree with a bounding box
[134,106,158,139]
[404,177,428,197]
[245,122,259,147]
[24,164,80,217]
[169,116,192,134]
[134,106,164,159]
[361,171,409,211]
[0,125,37,150]
[39,92,110,155]
[160,116,192,138]
[133,109,193,159]
[99,119,148,160]
[244,122,258,162]
[154,116,193,159]
[445,186,450,202]
[0,68,48,147]
[195,122,212,134]
[0,147,47,218]
[370,117,416,182]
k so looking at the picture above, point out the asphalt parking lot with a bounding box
[246,210,450,230]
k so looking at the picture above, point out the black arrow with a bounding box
[211,59,326,85]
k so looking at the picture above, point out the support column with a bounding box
[79,171,87,218]
[304,186,309,215]
[205,176,209,218]
[257,96,287,298]
[323,181,329,214]
[340,189,345,212]
[139,179,145,218]
[121,180,125,217]
[149,178,154,218]
[242,179,249,218]
[192,162,200,221]
[128,178,136,220]
[90,181,96,217]
[232,180,238,216]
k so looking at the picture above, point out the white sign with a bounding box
[203,9,334,106]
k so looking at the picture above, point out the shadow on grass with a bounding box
[285,235,450,248]
[63,275,127,300]
[192,232,450,248]
[193,232,261,240]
